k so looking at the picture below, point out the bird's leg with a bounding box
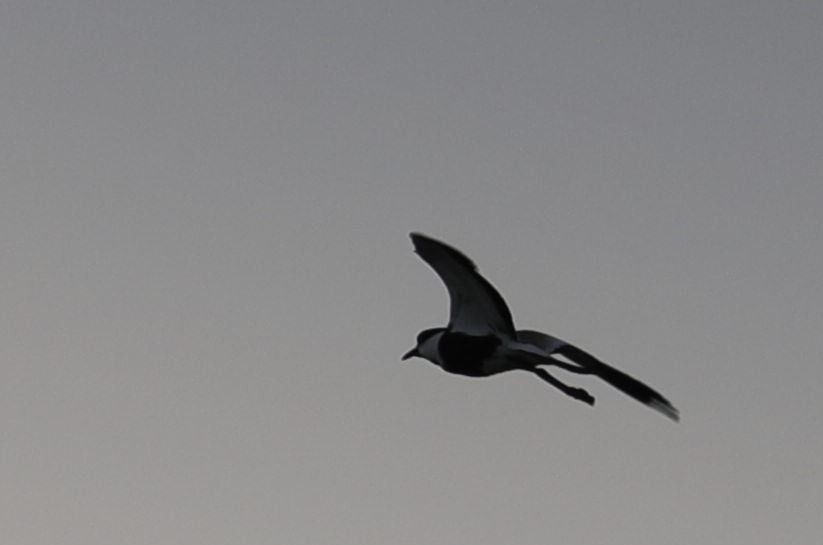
[532,368,595,405]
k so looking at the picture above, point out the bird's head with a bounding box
[402,327,445,363]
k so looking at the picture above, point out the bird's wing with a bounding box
[410,233,516,338]
[515,330,568,354]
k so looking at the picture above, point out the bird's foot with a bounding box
[568,387,595,406]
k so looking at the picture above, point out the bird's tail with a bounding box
[586,358,679,421]
[557,344,680,422]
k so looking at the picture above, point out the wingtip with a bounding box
[409,232,424,253]
[409,232,439,253]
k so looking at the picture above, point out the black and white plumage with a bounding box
[402,233,679,421]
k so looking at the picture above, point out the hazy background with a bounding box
[2,1,821,543]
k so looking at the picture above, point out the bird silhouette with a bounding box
[402,233,679,421]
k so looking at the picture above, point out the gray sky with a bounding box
[2,1,822,543]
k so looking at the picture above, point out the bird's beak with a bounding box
[401,347,419,360]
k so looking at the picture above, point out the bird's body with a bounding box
[403,233,679,421]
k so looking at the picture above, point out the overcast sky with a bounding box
[2,1,822,543]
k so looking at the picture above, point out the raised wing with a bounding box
[410,233,516,338]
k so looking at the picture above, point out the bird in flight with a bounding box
[402,233,679,421]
